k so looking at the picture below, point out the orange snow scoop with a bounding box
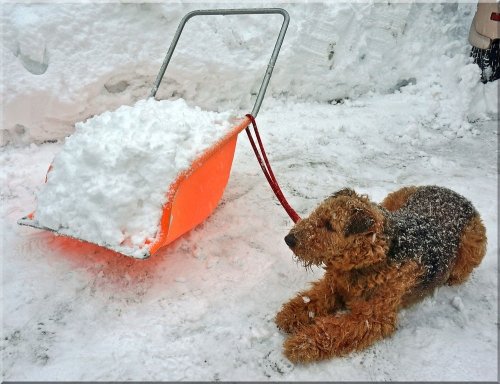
[147,116,251,255]
[19,8,291,259]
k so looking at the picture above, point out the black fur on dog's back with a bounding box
[384,186,477,288]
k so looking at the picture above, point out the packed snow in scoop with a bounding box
[21,98,241,258]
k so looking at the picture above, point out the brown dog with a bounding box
[276,185,486,363]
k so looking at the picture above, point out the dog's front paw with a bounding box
[275,297,315,334]
[283,316,347,363]
[283,330,322,363]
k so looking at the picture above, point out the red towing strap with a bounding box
[245,114,301,223]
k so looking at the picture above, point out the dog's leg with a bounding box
[275,278,336,334]
[283,262,420,363]
[283,302,398,363]
[447,214,487,285]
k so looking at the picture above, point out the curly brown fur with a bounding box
[277,185,486,363]
[447,214,487,285]
[381,186,418,211]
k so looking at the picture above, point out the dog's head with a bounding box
[284,188,388,270]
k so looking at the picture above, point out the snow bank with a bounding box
[33,98,233,258]
[2,2,497,145]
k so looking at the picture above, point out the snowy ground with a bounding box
[1,1,498,382]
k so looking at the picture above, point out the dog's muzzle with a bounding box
[284,233,297,248]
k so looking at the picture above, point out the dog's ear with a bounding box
[344,208,375,236]
[331,188,356,199]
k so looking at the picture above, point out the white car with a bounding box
[469,1,500,82]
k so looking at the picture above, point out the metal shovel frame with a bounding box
[150,8,290,117]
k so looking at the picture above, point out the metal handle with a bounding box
[150,8,290,117]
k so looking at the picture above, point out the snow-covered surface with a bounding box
[1,1,498,381]
[30,98,234,258]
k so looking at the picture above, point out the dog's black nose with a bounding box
[284,233,297,248]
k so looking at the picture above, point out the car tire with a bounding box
[471,39,500,83]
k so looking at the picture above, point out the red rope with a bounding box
[245,114,301,223]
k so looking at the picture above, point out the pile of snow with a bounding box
[32,98,234,257]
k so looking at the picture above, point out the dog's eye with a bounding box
[324,220,334,232]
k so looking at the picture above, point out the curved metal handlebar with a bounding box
[150,8,290,117]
